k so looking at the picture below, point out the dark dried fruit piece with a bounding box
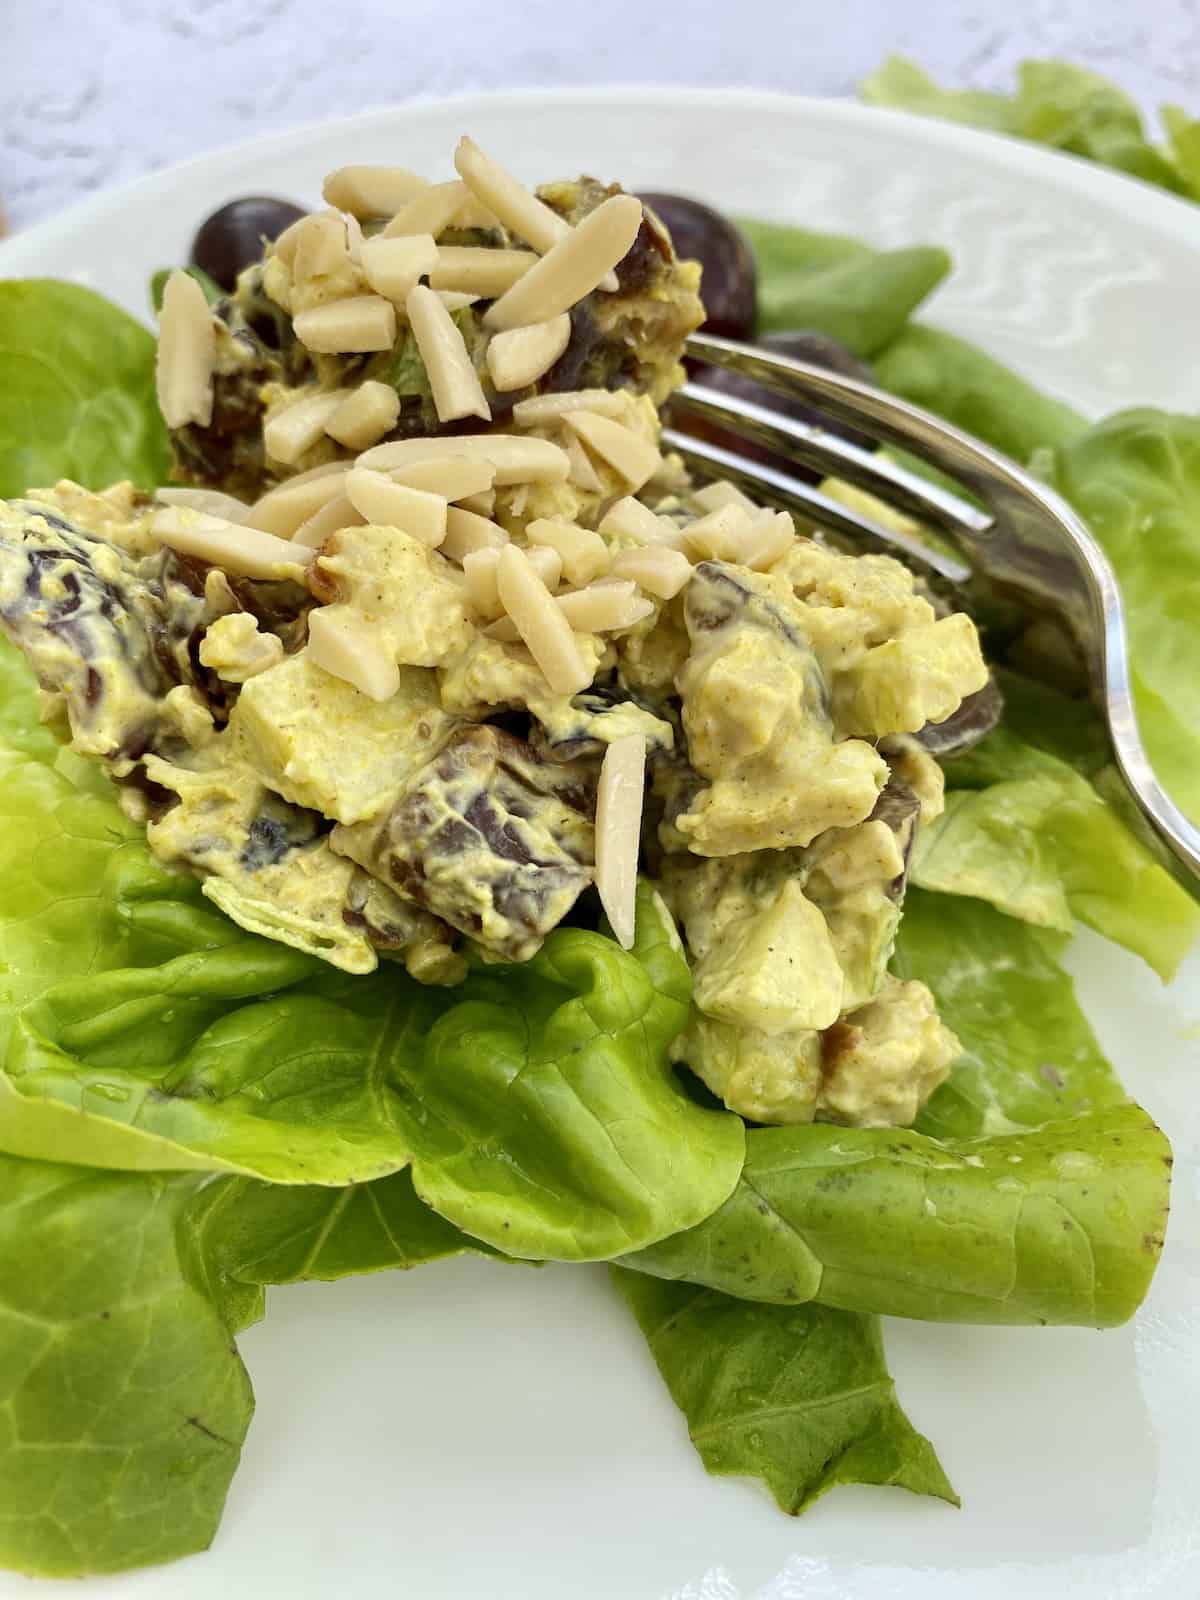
[190,196,308,292]
[638,193,757,340]
[332,724,595,962]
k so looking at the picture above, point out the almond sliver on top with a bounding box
[486,315,571,391]
[454,136,571,255]
[484,195,643,331]
[405,284,491,425]
[453,137,619,291]
[358,433,569,484]
[429,247,538,298]
[156,270,216,429]
[595,734,647,950]
[383,180,469,239]
[495,545,592,696]
[323,165,429,219]
[563,411,661,492]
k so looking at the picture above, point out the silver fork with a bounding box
[670,331,1200,896]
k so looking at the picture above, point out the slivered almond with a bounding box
[511,388,629,427]
[264,389,353,466]
[454,136,570,254]
[346,468,448,546]
[292,213,351,282]
[481,615,520,641]
[458,487,496,516]
[598,496,684,548]
[342,211,365,264]
[358,433,569,484]
[325,381,401,451]
[323,165,429,219]
[361,233,439,302]
[405,284,491,425]
[595,734,647,950]
[292,492,365,550]
[462,547,503,616]
[484,194,643,331]
[453,137,618,290]
[682,502,756,561]
[525,519,609,585]
[383,180,468,239]
[441,507,510,562]
[743,511,797,570]
[525,544,563,591]
[496,546,592,695]
[454,191,503,230]
[564,430,603,491]
[270,213,311,267]
[151,508,308,580]
[564,411,661,491]
[156,487,249,522]
[390,457,496,501]
[430,246,538,298]
[156,270,216,429]
[610,545,693,598]
[555,580,643,632]
[307,607,400,701]
[294,296,397,353]
[486,314,571,391]
[692,478,759,515]
[245,463,349,536]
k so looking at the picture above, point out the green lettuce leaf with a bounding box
[1163,104,1200,193]
[872,324,1086,462]
[0,651,742,1256]
[0,1154,253,1578]
[0,281,171,497]
[623,894,1170,1326]
[193,1167,492,1286]
[611,1270,958,1512]
[912,727,1199,979]
[861,56,1020,133]
[737,219,950,356]
[863,57,1194,199]
[1043,408,1200,823]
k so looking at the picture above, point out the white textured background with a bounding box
[4,0,1198,229]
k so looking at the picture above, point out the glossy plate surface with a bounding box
[1,88,1198,1600]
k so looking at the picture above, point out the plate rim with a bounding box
[3,83,1200,275]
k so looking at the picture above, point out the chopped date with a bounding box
[332,724,595,963]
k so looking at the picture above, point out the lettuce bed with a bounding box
[0,138,1195,1574]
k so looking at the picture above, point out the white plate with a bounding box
[2,88,1199,1600]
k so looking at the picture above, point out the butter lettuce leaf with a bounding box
[611,1270,958,1512]
[738,219,949,356]
[623,895,1171,1326]
[863,57,1195,199]
[0,1155,253,1578]
[193,1167,492,1286]
[912,727,1199,979]
[0,281,171,498]
[1043,408,1200,824]
[872,323,1086,462]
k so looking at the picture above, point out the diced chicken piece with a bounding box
[229,651,453,825]
[674,562,886,854]
[818,978,961,1127]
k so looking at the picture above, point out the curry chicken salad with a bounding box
[0,138,990,1133]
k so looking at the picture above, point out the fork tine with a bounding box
[660,426,973,584]
[673,381,994,540]
[687,331,953,447]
